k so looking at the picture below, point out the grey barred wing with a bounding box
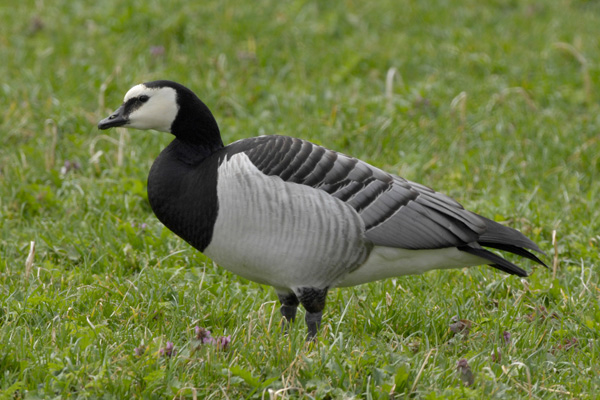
[234,135,487,250]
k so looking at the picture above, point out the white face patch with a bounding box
[123,84,179,132]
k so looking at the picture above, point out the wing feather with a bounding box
[268,137,302,176]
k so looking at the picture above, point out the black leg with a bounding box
[304,311,323,341]
[297,287,328,341]
[277,292,300,329]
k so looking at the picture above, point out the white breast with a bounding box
[204,153,370,291]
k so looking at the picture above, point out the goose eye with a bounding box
[139,95,149,103]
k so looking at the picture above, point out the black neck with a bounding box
[170,139,222,165]
[170,96,223,164]
[171,92,224,150]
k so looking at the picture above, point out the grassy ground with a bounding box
[1,0,599,398]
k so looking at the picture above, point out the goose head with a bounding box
[98,81,179,132]
[98,80,222,149]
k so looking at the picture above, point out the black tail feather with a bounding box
[478,242,548,268]
[457,245,529,277]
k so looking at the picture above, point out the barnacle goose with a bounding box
[98,80,546,339]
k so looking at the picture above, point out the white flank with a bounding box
[335,246,489,287]
[204,153,370,292]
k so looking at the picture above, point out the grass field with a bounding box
[1,0,599,398]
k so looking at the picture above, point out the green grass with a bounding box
[1,0,599,398]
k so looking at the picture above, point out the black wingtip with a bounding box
[477,216,547,255]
